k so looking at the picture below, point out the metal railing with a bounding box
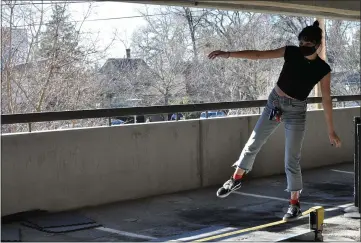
[1,95,360,125]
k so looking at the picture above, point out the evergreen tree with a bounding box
[38,4,81,65]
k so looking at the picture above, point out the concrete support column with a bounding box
[315,18,326,109]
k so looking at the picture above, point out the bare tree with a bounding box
[1,0,115,132]
[194,12,284,103]
[168,6,210,63]
[328,21,360,99]
[131,6,190,106]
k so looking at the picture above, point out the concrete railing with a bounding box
[2,107,359,216]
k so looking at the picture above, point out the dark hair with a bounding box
[298,20,322,45]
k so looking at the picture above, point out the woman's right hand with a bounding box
[208,50,230,59]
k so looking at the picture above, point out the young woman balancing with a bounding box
[208,20,341,221]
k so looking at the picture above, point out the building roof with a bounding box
[99,58,149,74]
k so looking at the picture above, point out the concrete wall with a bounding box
[2,107,359,216]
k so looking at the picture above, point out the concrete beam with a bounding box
[120,0,360,21]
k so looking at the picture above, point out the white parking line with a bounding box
[325,203,354,211]
[331,169,354,174]
[96,226,157,240]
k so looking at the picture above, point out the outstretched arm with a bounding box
[320,72,342,147]
[208,47,285,60]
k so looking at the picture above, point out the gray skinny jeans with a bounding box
[233,88,307,192]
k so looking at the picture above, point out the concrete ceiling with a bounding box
[121,0,360,21]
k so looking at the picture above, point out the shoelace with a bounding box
[223,179,234,189]
[287,205,299,214]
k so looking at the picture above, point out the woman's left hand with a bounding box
[329,131,342,148]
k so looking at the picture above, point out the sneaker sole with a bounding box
[216,184,242,198]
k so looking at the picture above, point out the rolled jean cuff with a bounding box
[231,162,250,174]
[284,188,303,194]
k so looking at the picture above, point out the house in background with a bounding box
[1,27,29,70]
[98,49,161,108]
